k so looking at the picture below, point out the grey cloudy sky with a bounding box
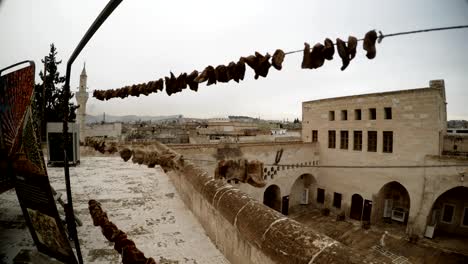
[1,0,467,120]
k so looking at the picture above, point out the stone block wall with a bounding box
[302,80,447,165]
[155,143,363,264]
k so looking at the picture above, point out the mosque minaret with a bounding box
[75,63,88,142]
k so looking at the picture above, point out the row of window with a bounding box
[320,130,393,153]
[316,188,342,209]
[329,107,392,121]
[317,190,468,226]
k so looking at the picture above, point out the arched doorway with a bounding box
[373,181,411,228]
[350,194,364,221]
[426,186,468,241]
[264,185,281,212]
[289,174,317,215]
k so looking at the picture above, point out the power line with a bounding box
[380,25,468,39]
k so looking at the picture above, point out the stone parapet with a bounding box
[156,143,370,264]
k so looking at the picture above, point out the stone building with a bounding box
[172,79,468,248]
[85,122,123,140]
[301,79,468,239]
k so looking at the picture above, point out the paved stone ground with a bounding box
[291,207,468,264]
[0,157,228,264]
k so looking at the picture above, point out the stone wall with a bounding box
[443,134,468,155]
[150,142,363,264]
[297,80,468,236]
[85,122,122,139]
[302,80,447,165]
[169,142,320,205]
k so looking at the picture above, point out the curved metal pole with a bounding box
[62,1,122,263]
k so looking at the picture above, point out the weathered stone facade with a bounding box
[301,79,468,237]
[167,80,468,257]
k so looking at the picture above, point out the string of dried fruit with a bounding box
[85,137,118,154]
[88,200,157,264]
[121,147,182,172]
[93,78,164,101]
[92,30,378,101]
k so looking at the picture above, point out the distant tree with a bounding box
[34,44,77,140]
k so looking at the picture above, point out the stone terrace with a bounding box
[0,157,228,264]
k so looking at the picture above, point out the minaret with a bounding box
[76,63,88,142]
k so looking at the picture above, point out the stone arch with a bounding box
[350,194,364,221]
[263,184,281,212]
[372,181,411,227]
[289,174,317,214]
[426,186,468,239]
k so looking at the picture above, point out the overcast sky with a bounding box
[1,0,467,120]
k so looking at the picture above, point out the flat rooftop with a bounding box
[0,157,228,264]
[302,87,434,104]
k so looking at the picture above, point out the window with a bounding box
[312,130,318,142]
[329,111,335,121]
[341,110,348,120]
[333,192,342,209]
[340,131,348,149]
[442,204,455,223]
[462,207,468,227]
[355,109,362,120]
[368,131,377,152]
[317,188,325,204]
[383,131,393,153]
[369,108,376,120]
[384,107,392,120]
[353,131,362,151]
[328,130,336,148]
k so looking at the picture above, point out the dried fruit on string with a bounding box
[363,30,378,59]
[254,52,271,79]
[175,72,188,93]
[122,246,147,264]
[114,238,136,252]
[120,148,133,162]
[336,38,350,71]
[101,221,119,241]
[93,90,105,101]
[235,58,246,81]
[226,62,237,82]
[215,65,229,83]
[309,43,325,69]
[186,70,199,91]
[322,38,334,60]
[155,78,164,92]
[272,49,285,70]
[347,36,358,60]
[165,72,177,96]
[301,43,312,69]
[205,66,217,86]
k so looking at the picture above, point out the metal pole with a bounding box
[41,56,46,143]
[62,1,122,263]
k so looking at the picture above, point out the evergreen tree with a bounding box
[34,44,77,140]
